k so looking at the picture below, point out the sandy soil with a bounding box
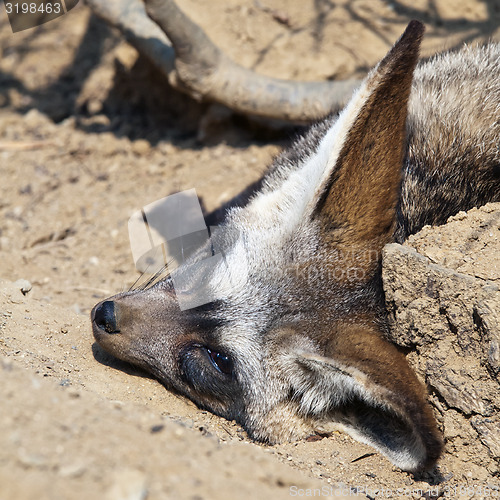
[0,0,499,498]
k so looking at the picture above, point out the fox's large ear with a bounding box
[292,322,443,472]
[287,23,439,472]
[313,21,424,255]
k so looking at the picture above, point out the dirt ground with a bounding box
[0,0,499,498]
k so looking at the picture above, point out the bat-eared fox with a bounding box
[92,21,500,472]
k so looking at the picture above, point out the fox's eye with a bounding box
[206,348,233,375]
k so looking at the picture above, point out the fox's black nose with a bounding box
[93,300,120,334]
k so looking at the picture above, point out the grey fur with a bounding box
[397,43,500,241]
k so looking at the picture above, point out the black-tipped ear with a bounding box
[293,322,442,472]
[314,21,424,254]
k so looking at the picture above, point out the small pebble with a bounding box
[131,139,151,156]
[58,462,86,478]
[105,469,148,500]
[13,279,32,295]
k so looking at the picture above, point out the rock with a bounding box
[23,109,51,128]
[105,469,148,500]
[383,203,500,469]
[471,416,500,459]
[12,279,32,295]
[131,139,151,156]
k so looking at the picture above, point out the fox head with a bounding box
[92,20,443,472]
